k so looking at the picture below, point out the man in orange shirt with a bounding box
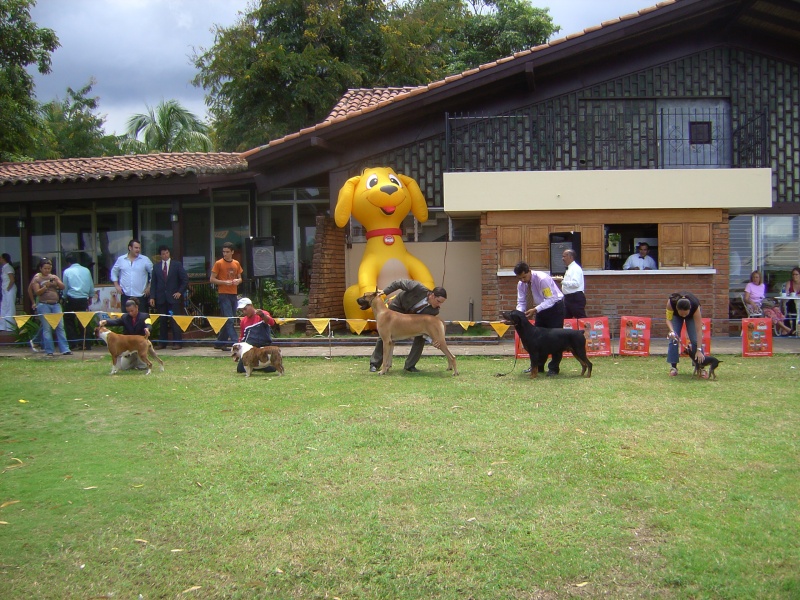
[210,242,243,350]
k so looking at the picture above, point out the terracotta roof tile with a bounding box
[0,152,248,186]
[325,87,426,121]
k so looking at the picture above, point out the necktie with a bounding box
[526,281,535,309]
[163,261,168,280]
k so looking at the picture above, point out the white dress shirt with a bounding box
[562,261,584,294]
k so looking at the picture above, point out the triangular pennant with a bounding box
[44,313,64,328]
[275,318,297,325]
[490,322,511,338]
[76,312,96,328]
[172,315,194,332]
[108,312,123,319]
[457,321,475,331]
[206,316,229,334]
[148,315,160,325]
[13,315,32,329]
[309,318,330,335]
[346,319,369,335]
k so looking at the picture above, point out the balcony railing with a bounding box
[445,106,768,173]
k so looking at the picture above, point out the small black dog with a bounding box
[691,354,722,380]
[501,310,592,379]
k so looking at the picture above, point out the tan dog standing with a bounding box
[96,325,164,375]
[231,342,284,377]
[358,291,458,376]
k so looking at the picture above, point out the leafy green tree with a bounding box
[124,99,213,153]
[0,0,59,161]
[35,79,123,159]
[194,0,557,151]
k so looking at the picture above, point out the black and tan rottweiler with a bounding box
[502,310,592,379]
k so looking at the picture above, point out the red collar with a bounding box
[366,228,402,240]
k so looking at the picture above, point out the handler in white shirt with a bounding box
[623,242,657,270]
[561,249,586,318]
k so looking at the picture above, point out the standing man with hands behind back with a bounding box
[211,242,243,351]
[150,245,189,350]
[623,242,657,270]
[111,239,153,312]
[62,254,95,350]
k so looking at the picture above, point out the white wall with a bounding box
[345,241,483,321]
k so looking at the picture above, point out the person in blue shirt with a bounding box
[62,254,95,350]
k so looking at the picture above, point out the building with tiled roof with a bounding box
[1,0,798,333]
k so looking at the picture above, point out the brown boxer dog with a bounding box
[96,325,164,375]
[231,342,284,377]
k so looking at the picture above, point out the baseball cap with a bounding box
[236,297,253,310]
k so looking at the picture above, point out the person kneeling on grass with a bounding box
[235,297,277,373]
[665,292,704,377]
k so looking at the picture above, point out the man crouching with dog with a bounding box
[230,297,283,376]
[97,298,163,373]
[368,279,447,373]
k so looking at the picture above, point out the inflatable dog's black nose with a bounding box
[380,184,398,195]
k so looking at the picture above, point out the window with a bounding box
[604,224,658,269]
[689,121,712,145]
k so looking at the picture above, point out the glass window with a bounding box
[604,224,658,269]
[214,204,249,276]
[183,207,211,280]
[95,212,132,285]
[30,215,59,274]
[140,205,172,260]
[417,211,450,242]
[0,217,22,281]
[760,215,799,293]
[729,215,753,291]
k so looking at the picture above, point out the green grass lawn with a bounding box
[1,354,799,599]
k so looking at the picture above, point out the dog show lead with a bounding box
[366,279,449,374]
[665,292,704,377]
[513,262,565,375]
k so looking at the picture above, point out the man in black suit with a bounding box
[149,245,189,350]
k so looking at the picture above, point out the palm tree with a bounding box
[124,99,213,153]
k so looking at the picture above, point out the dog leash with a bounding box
[495,354,519,377]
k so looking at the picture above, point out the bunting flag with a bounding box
[13,315,32,329]
[149,314,161,325]
[275,318,297,325]
[309,318,330,335]
[172,315,194,332]
[43,313,64,329]
[76,312,96,328]
[456,321,475,331]
[490,322,510,338]
[108,312,122,319]
[346,319,369,335]
[206,316,229,334]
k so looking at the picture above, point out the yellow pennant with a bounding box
[309,318,329,335]
[43,313,64,328]
[172,315,194,332]
[13,315,32,329]
[457,321,475,331]
[76,312,95,328]
[206,316,229,334]
[346,319,369,335]
[148,315,160,325]
[490,322,511,338]
[108,312,122,319]
[274,318,297,325]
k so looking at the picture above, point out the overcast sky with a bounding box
[30,0,654,138]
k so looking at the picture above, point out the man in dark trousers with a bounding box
[149,245,189,349]
[368,279,448,373]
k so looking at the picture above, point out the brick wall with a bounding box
[483,216,733,337]
[306,216,347,332]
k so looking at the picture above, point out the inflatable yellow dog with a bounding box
[335,167,435,326]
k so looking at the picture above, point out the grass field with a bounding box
[1,354,799,599]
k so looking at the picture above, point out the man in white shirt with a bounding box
[561,249,586,318]
[623,242,657,270]
[111,239,153,312]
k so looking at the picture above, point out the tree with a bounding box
[193,0,557,151]
[0,0,59,161]
[35,79,123,159]
[124,99,213,153]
